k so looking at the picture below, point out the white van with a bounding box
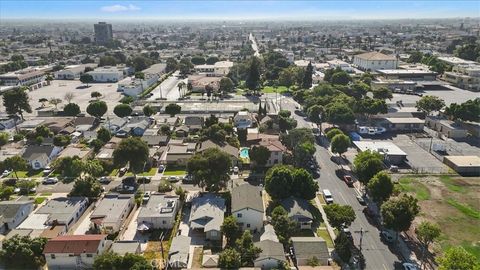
[323,189,334,204]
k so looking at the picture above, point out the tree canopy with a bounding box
[69,175,102,198]
[265,165,318,200]
[249,145,270,168]
[437,246,480,270]
[415,95,445,115]
[165,103,181,117]
[331,134,350,156]
[353,150,384,185]
[221,216,241,247]
[113,137,150,174]
[186,148,232,191]
[381,194,420,235]
[86,101,108,118]
[324,203,356,229]
[367,171,394,204]
[113,104,133,118]
[2,87,32,120]
[63,103,81,116]
[0,235,47,268]
[444,98,480,122]
[93,251,152,270]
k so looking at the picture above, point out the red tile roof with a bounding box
[43,234,107,254]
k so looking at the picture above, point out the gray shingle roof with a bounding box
[168,235,191,267]
[231,184,264,213]
[255,240,286,263]
[291,237,329,261]
[280,197,313,221]
[0,201,33,222]
[189,194,225,232]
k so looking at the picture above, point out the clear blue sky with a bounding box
[1,1,478,20]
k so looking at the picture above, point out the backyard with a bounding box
[262,86,289,94]
[396,175,480,260]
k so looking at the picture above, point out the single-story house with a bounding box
[43,234,109,270]
[254,225,286,269]
[43,117,74,134]
[184,116,204,132]
[189,194,225,241]
[103,118,127,135]
[353,141,407,165]
[57,146,91,160]
[96,148,115,161]
[231,184,264,232]
[380,117,425,133]
[22,145,62,169]
[196,140,240,166]
[281,197,314,230]
[73,117,99,131]
[0,201,34,234]
[443,156,480,176]
[425,117,468,139]
[234,111,254,129]
[141,135,169,147]
[0,116,20,130]
[168,235,191,269]
[161,143,195,166]
[291,237,330,266]
[90,193,135,234]
[137,194,180,230]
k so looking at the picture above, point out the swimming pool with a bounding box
[239,147,249,159]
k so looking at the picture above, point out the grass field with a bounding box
[397,175,480,260]
[316,228,334,248]
[13,170,44,178]
[163,169,186,176]
[125,168,157,177]
[262,86,289,93]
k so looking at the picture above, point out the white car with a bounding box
[168,176,179,182]
[143,192,151,203]
[233,166,239,174]
[42,177,58,184]
[13,187,20,193]
[2,170,11,177]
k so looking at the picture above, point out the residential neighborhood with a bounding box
[0,2,479,270]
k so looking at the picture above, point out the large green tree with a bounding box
[97,127,112,143]
[372,87,393,100]
[335,231,352,263]
[324,203,356,229]
[93,251,152,270]
[143,105,156,117]
[445,98,480,122]
[80,73,94,86]
[331,134,350,156]
[218,248,242,269]
[302,62,313,89]
[221,216,241,247]
[415,95,445,115]
[86,101,108,118]
[353,150,384,185]
[437,246,480,270]
[246,56,262,92]
[325,103,355,126]
[0,132,9,147]
[0,235,47,268]
[113,137,150,175]
[219,77,234,96]
[63,103,80,116]
[381,194,420,239]
[367,171,394,204]
[69,175,102,198]
[249,145,270,168]
[3,155,27,179]
[2,87,32,120]
[326,128,344,141]
[165,103,181,117]
[271,206,298,245]
[291,168,319,200]
[236,231,262,266]
[186,148,232,191]
[113,104,133,118]
[415,221,441,269]
[265,165,293,200]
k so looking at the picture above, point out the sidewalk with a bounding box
[313,195,336,242]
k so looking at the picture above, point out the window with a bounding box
[86,254,93,258]
[162,220,166,224]
[210,231,218,237]
[246,224,251,228]
[69,254,74,257]
[237,213,242,218]
[50,254,56,259]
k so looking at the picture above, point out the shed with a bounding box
[443,156,480,176]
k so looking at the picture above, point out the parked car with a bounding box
[343,175,353,187]
[323,189,334,204]
[2,170,11,177]
[137,177,152,184]
[356,195,366,205]
[342,227,353,241]
[158,165,165,172]
[168,176,179,182]
[381,230,395,243]
[363,207,375,218]
[182,174,193,183]
[43,166,52,176]
[99,176,112,184]
[389,165,399,172]
[233,166,239,174]
[42,177,58,185]
[119,167,128,176]
[403,262,419,270]
[143,191,151,203]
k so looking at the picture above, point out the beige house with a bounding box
[353,52,398,71]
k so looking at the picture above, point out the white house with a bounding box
[137,194,180,230]
[54,64,97,80]
[234,111,254,129]
[194,61,234,77]
[90,193,135,234]
[22,145,62,170]
[231,184,264,232]
[87,66,125,83]
[0,201,34,234]
[43,234,109,270]
[353,51,398,71]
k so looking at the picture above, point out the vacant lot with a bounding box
[397,175,480,259]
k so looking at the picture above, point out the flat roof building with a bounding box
[443,156,480,176]
[94,22,113,45]
[353,141,407,165]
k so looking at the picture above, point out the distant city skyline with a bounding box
[1,1,479,21]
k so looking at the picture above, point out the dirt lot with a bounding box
[395,175,480,260]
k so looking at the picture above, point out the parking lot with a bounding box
[4,80,123,117]
[389,85,479,106]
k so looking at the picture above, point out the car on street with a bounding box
[13,187,20,193]
[43,167,52,176]
[233,166,239,174]
[356,195,366,205]
[168,176,179,182]
[119,167,128,176]
[42,177,58,185]
[98,176,111,184]
[342,227,353,241]
[343,175,353,187]
[158,165,165,172]
[381,230,395,243]
[137,177,152,184]
[403,262,419,270]
[323,189,334,204]
[363,207,375,219]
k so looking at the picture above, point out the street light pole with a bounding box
[354,227,369,251]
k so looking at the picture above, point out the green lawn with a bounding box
[163,168,186,176]
[397,177,431,201]
[439,175,467,193]
[13,170,44,178]
[446,198,480,219]
[109,169,119,176]
[262,86,289,93]
[316,228,334,248]
[125,168,157,177]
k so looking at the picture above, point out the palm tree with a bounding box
[177,81,186,98]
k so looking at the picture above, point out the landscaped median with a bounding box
[138,71,175,98]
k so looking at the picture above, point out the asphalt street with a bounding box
[147,71,187,101]
[281,96,403,270]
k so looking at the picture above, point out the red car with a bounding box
[343,175,353,187]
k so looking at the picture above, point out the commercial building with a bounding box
[87,66,127,83]
[443,64,480,91]
[54,64,97,80]
[353,51,398,71]
[118,63,166,96]
[443,156,480,176]
[353,141,407,165]
[94,22,113,45]
[0,67,50,89]
[43,234,109,269]
[194,61,234,76]
[326,59,354,73]
[425,117,468,139]
[377,69,437,81]
[380,117,425,133]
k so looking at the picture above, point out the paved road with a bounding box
[249,33,261,57]
[281,96,403,270]
[147,71,187,101]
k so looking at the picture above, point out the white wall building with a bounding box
[90,193,134,234]
[353,51,398,71]
[43,234,108,270]
[87,66,128,82]
[194,61,234,77]
[54,64,97,80]
[327,59,354,73]
[137,194,180,229]
[231,184,264,232]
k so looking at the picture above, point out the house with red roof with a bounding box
[43,234,109,269]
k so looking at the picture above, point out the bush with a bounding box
[158,180,173,192]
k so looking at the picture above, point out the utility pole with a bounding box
[354,227,369,251]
